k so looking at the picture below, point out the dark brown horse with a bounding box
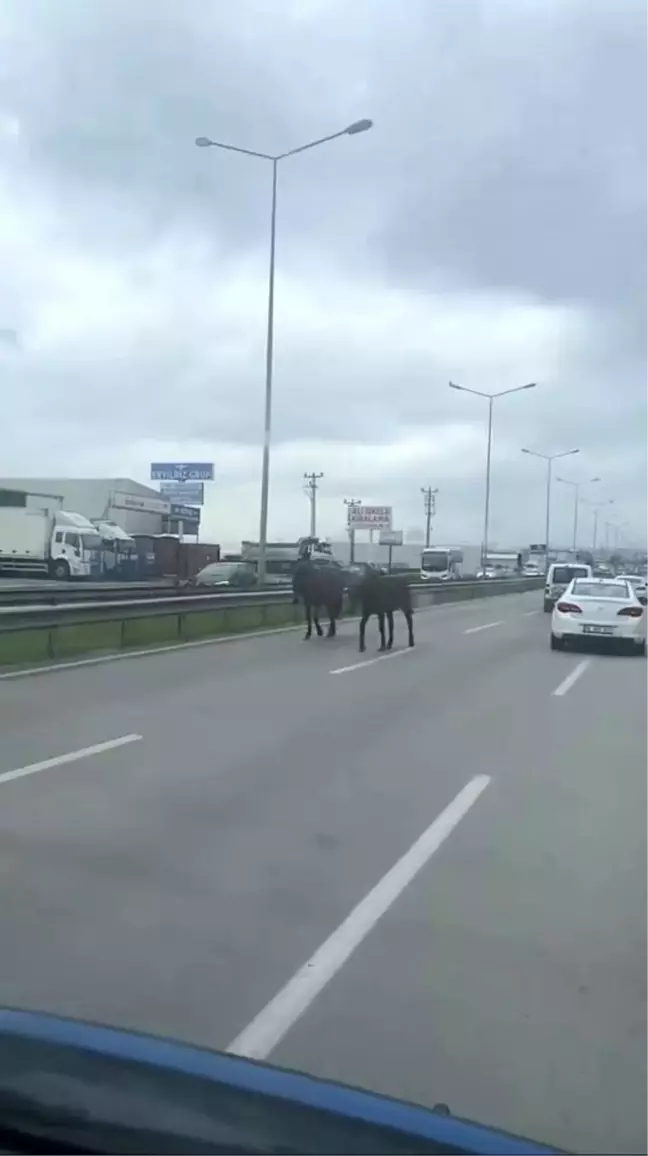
[292,559,345,640]
[349,566,415,652]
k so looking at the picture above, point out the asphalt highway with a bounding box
[1,590,645,1153]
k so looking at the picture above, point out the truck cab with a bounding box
[93,520,137,580]
[50,513,102,579]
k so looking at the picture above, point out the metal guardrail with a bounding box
[0,574,531,608]
[0,578,544,635]
[0,581,203,606]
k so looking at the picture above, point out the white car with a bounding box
[543,562,593,612]
[550,577,646,654]
[616,573,648,606]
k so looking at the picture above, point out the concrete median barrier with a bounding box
[0,578,543,667]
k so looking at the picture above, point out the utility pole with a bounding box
[303,472,324,538]
[421,487,438,548]
[344,498,362,564]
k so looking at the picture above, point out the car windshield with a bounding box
[81,532,103,551]
[3,10,646,1156]
[552,566,589,583]
[572,581,630,599]
[421,551,448,571]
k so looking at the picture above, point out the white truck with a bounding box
[0,508,103,579]
[93,520,138,580]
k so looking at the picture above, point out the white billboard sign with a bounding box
[347,504,392,530]
[111,491,171,516]
[379,529,403,546]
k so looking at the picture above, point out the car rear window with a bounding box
[552,566,589,584]
[572,581,629,599]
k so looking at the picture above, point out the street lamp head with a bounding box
[345,118,373,135]
[448,381,463,391]
[521,382,537,390]
[195,137,214,148]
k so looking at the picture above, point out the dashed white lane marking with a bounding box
[227,774,491,1061]
[329,648,413,675]
[522,609,540,617]
[463,620,504,635]
[0,735,142,787]
[552,659,591,697]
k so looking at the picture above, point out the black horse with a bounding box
[292,559,345,640]
[350,565,415,652]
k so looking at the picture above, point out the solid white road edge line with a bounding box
[226,774,492,1061]
[463,620,503,635]
[329,648,413,675]
[0,734,142,787]
[552,659,591,697]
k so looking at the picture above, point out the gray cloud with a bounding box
[0,0,645,546]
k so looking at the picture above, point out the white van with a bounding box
[544,562,593,612]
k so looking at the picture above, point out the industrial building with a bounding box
[0,478,199,536]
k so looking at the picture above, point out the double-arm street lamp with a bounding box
[521,447,580,567]
[196,119,373,584]
[556,475,600,552]
[449,381,536,567]
[585,498,615,553]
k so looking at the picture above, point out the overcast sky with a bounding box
[1,0,646,550]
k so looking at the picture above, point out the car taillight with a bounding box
[556,601,582,613]
[617,606,643,617]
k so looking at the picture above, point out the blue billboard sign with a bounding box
[170,503,201,525]
[150,462,214,482]
[159,481,204,505]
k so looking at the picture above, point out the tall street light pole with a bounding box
[556,475,600,553]
[521,447,579,569]
[586,499,615,554]
[612,520,629,551]
[196,119,373,585]
[449,381,536,567]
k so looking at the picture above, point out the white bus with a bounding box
[420,546,464,581]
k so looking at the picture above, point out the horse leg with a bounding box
[359,613,369,652]
[314,608,324,637]
[405,608,415,647]
[304,601,312,640]
[327,595,341,638]
[386,610,394,649]
[378,611,387,651]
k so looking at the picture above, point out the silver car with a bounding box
[616,574,648,606]
[194,561,257,588]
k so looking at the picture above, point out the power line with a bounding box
[421,486,439,548]
[303,472,324,537]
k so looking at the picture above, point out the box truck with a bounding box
[0,508,102,579]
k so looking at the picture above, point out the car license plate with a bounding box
[583,624,614,635]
